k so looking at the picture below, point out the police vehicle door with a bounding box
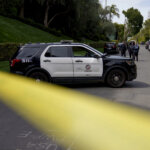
[41,46,73,77]
[71,46,103,77]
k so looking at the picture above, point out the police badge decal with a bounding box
[85,64,92,72]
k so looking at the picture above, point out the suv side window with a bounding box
[17,47,40,58]
[45,46,69,57]
[72,46,95,57]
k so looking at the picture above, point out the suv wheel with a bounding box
[106,69,126,88]
[29,72,49,82]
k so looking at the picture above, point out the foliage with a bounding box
[106,4,119,21]
[143,19,150,40]
[98,4,117,40]
[133,19,150,42]
[0,61,9,72]
[0,0,118,41]
[0,43,20,60]
[0,15,71,43]
[0,0,20,16]
[123,7,143,35]
[89,41,106,49]
[114,23,124,42]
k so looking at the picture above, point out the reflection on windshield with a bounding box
[84,44,104,56]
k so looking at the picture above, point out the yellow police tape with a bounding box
[0,72,150,150]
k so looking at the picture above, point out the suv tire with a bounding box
[106,69,126,88]
[29,72,49,82]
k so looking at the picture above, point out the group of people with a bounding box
[120,41,139,61]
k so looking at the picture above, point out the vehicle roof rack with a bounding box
[60,40,73,44]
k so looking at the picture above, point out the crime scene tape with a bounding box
[0,72,150,150]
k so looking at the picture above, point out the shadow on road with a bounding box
[119,101,150,111]
[124,81,150,88]
[64,81,150,89]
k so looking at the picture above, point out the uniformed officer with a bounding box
[121,42,127,57]
[133,43,139,61]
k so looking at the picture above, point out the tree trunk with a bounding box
[48,9,69,26]
[19,0,24,18]
[109,13,111,21]
[44,0,49,27]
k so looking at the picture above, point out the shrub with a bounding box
[0,43,20,60]
[89,41,106,49]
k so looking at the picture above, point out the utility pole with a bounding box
[105,0,107,7]
[148,11,150,19]
[124,18,128,41]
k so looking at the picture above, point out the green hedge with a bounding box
[0,41,105,60]
[89,41,105,49]
[0,43,20,60]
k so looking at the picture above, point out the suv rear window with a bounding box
[45,46,69,57]
[16,47,40,58]
[106,43,115,46]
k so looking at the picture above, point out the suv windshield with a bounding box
[84,44,103,55]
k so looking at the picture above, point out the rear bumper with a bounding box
[10,69,24,76]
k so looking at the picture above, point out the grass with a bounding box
[0,15,71,43]
[0,61,9,72]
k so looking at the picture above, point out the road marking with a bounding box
[17,131,32,138]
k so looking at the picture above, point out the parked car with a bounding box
[104,42,118,54]
[145,41,150,50]
[140,41,145,45]
[10,41,137,87]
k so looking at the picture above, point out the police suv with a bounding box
[10,41,137,87]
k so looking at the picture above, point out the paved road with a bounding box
[0,45,150,149]
[72,45,150,110]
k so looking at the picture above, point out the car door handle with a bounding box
[43,60,51,62]
[75,60,83,63]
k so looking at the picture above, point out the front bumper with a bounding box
[127,65,137,81]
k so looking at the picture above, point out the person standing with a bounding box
[128,42,134,58]
[121,42,127,57]
[133,43,139,61]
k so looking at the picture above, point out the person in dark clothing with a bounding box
[133,43,139,61]
[128,43,134,58]
[121,42,127,57]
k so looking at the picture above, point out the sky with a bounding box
[100,0,150,24]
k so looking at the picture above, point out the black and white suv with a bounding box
[10,41,137,87]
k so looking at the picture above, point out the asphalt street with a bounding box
[72,45,150,110]
[0,45,150,150]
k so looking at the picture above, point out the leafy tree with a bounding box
[106,4,119,21]
[33,0,66,27]
[114,23,124,41]
[123,7,143,35]
[99,3,109,22]
[0,0,20,16]
[143,19,150,41]
[144,19,150,28]
[0,0,116,41]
